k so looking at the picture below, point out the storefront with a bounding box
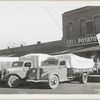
[62,6,100,61]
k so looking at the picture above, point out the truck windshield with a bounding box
[41,59,58,66]
[12,62,23,67]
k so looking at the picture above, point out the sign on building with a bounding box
[65,35,98,47]
[96,33,100,45]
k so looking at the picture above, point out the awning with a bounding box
[72,45,100,53]
[51,45,100,55]
[50,46,85,55]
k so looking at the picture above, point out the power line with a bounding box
[43,6,62,31]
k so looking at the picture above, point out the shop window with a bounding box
[86,21,94,34]
[80,19,86,36]
[94,16,100,34]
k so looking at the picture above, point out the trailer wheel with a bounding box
[80,73,88,84]
[48,75,59,89]
[8,75,19,88]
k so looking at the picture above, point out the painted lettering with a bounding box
[66,35,98,46]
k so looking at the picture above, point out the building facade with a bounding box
[62,6,100,59]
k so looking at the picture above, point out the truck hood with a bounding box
[7,67,22,73]
[40,66,58,73]
[40,65,58,69]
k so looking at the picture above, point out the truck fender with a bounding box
[48,73,59,81]
[79,72,88,77]
[8,74,22,80]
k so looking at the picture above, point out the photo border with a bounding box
[0,0,100,100]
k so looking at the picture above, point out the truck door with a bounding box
[21,62,31,78]
[59,59,67,81]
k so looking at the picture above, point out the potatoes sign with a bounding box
[65,35,97,46]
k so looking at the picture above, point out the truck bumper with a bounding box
[26,79,48,83]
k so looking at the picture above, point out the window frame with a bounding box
[86,20,94,35]
[66,21,73,37]
[80,19,86,36]
[24,62,32,67]
[59,60,66,66]
[94,15,100,34]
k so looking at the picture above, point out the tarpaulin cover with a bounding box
[55,53,94,69]
[20,53,51,66]
[0,57,19,70]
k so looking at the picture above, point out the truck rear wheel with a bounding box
[8,75,19,88]
[80,73,88,84]
[48,75,59,89]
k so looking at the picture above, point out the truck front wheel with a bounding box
[48,75,59,89]
[8,75,19,88]
[80,73,88,84]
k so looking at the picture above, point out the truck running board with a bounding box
[88,75,100,77]
[26,79,48,82]
[68,77,74,79]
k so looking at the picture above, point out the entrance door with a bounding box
[59,59,67,81]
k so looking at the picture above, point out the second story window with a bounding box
[80,19,86,36]
[67,22,73,37]
[86,20,94,34]
[94,16,100,34]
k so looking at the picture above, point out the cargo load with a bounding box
[19,53,51,67]
[54,53,94,69]
[0,57,19,70]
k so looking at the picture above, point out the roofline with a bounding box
[63,6,99,15]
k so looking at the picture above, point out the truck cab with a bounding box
[9,60,33,79]
[40,57,72,89]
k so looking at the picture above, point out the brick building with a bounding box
[62,6,100,59]
[63,6,100,40]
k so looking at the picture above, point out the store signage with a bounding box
[65,35,97,46]
[96,33,100,45]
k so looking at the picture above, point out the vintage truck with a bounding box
[0,54,50,87]
[0,53,96,89]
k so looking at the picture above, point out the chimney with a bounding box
[37,41,41,45]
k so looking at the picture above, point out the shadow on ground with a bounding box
[0,82,50,89]
[88,77,100,83]
[0,77,100,90]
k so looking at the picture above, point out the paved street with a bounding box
[0,78,100,94]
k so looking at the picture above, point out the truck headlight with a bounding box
[1,69,9,79]
[43,69,47,73]
[32,69,35,73]
[5,70,9,75]
[93,67,97,71]
[3,69,9,76]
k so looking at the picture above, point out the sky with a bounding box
[0,1,100,49]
